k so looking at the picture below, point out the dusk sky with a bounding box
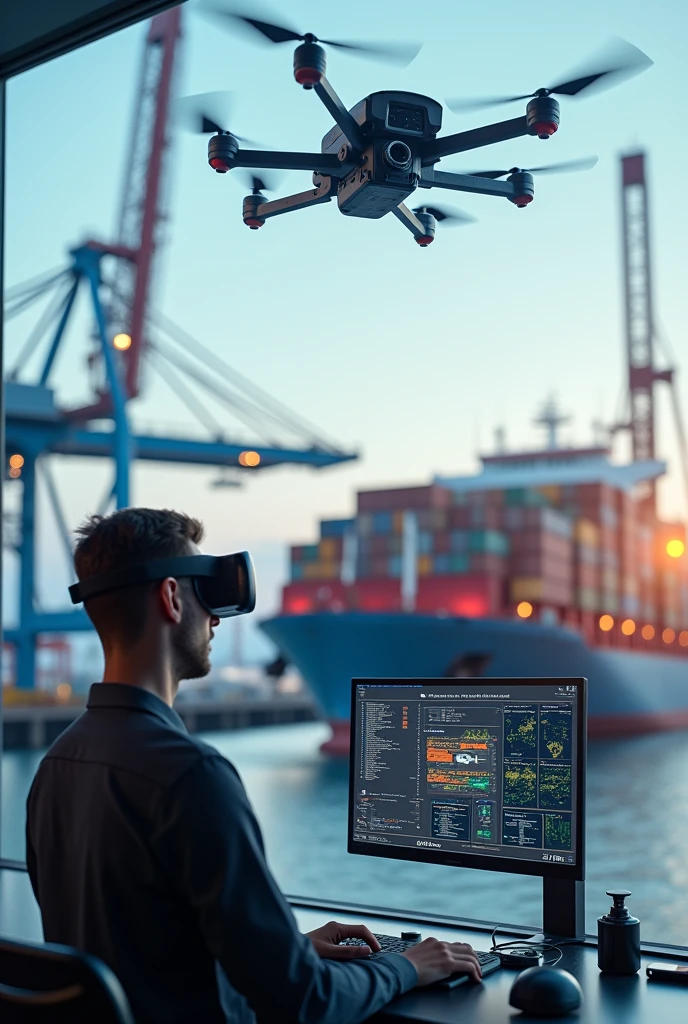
[3,0,687,663]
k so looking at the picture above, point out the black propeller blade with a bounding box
[239,172,280,194]
[176,91,258,144]
[447,38,652,113]
[413,205,476,225]
[198,3,421,65]
[467,156,598,179]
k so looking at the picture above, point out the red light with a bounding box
[513,195,533,208]
[533,121,558,138]
[294,67,322,86]
[416,235,434,246]
[209,158,229,173]
[244,218,264,229]
[450,596,488,618]
[287,597,312,614]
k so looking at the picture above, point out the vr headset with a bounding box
[68,552,256,619]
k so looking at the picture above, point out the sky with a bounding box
[3,0,688,665]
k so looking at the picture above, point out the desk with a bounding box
[294,906,688,1024]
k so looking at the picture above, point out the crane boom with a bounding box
[109,7,182,400]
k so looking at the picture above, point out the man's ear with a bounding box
[158,577,184,625]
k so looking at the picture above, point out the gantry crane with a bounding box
[3,8,356,690]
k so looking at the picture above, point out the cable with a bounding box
[487,924,567,969]
[7,279,74,380]
[143,348,227,440]
[4,266,68,302]
[153,310,345,454]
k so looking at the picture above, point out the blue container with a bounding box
[451,554,470,573]
[388,556,402,578]
[291,564,304,581]
[433,555,451,574]
[468,530,509,556]
[419,531,433,554]
[450,530,469,552]
[372,512,394,534]
[321,518,355,538]
[303,544,320,562]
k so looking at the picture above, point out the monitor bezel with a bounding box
[348,677,586,882]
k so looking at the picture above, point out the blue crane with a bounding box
[3,9,356,690]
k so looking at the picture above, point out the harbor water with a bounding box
[3,721,688,946]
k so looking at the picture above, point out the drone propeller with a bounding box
[198,3,421,66]
[446,37,652,113]
[176,91,258,144]
[239,172,280,195]
[413,205,476,225]
[467,156,599,179]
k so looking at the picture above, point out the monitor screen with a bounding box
[348,678,586,881]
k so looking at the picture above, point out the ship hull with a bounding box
[260,613,688,753]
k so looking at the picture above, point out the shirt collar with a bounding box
[86,683,187,733]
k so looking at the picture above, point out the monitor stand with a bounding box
[537,877,586,940]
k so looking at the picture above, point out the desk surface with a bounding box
[294,907,688,1024]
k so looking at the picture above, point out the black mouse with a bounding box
[509,966,583,1017]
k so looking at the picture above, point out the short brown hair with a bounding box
[74,508,204,648]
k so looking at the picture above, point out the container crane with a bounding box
[3,8,357,690]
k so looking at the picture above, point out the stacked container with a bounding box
[504,506,573,607]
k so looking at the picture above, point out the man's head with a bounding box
[74,508,219,684]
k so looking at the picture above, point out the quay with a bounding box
[2,695,318,750]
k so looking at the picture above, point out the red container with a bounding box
[469,552,508,576]
[282,580,350,614]
[357,578,403,611]
[432,530,451,554]
[415,574,503,616]
[357,484,452,513]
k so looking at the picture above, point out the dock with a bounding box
[2,696,318,750]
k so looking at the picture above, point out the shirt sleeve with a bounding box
[150,755,417,1024]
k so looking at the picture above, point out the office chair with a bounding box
[0,936,135,1023]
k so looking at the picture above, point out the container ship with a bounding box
[261,152,688,754]
[261,405,688,754]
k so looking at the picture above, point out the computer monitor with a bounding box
[349,678,586,888]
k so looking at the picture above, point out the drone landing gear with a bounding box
[242,174,335,229]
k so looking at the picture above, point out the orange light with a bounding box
[599,614,614,632]
[621,618,636,636]
[113,333,132,351]
[679,631,688,647]
[663,628,676,644]
[9,454,24,469]
[239,450,261,467]
[8,466,21,479]
[641,624,655,640]
[516,601,533,619]
[666,539,685,559]
[56,682,72,700]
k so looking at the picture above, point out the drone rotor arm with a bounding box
[231,149,352,176]
[419,168,515,199]
[422,115,529,164]
[391,203,428,241]
[250,175,335,222]
[313,77,365,153]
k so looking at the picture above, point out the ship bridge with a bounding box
[436,446,666,495]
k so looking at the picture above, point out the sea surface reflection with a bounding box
[3,722,688,945]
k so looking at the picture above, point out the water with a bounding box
[4,721,688,946]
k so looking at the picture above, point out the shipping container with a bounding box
[320,519,355,538]
[415,574,503,616]
[357,484,452,513]
[418,554,433,576]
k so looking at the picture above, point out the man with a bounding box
[26,508,481,1024]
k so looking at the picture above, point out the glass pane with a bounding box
[3,0,687,955]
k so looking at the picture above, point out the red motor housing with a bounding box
[526,95,561,140]
[293,41,326,88]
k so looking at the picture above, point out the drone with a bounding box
[185,9,652,246]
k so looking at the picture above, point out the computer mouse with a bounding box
[509,965,583,1017]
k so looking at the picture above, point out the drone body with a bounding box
[190,13,652,246]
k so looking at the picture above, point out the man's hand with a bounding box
[401,938,482,986]
[305,920,382,960]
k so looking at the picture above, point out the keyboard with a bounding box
[338,933,501,989]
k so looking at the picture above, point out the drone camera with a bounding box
[293,41,327,88]
[383,140,413,171]
[526,95,560,139]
